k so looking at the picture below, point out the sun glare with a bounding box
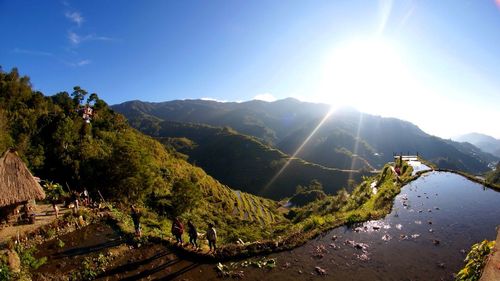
[316,38,415,114]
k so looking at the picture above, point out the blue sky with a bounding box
[1,0,500,139]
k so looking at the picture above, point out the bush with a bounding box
[0,259,12,281]
[15,244,47,271]
[456,240,495,281]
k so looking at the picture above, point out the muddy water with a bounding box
[178,172,500,281]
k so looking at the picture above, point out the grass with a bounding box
[106,160,415,261]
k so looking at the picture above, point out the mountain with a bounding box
[454,133,500,158]
[137,120,370,199]
[113,99,497,174]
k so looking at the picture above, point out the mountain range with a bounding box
[454,132,500,158]
[112,98,498,178]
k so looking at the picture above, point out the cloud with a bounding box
[76,59,90,66]
[68,31,81,45]
[65,11,84,26]
[65,59,91,67]
[12,48,53,56]
[253,93,277,102]
[68,31,114,46]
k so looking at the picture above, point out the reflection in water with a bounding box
[180,172,500,281]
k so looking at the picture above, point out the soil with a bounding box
[0,204,70,245]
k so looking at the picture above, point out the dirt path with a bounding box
[0,204,70,245]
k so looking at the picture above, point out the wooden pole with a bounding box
[97,190,106,203]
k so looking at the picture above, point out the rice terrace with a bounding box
[1,1,500,280]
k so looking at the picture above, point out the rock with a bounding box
[429,229,434,233]
[357,253,370,261]
[432,239,440,245]
[437,262,446,269]
[428,221,433,225]
[373,226,381,230]
[298,270,303,274]
[382,234,392,241]
[331,235,338,241]
[315,266,327,275]
[435,207,440,210]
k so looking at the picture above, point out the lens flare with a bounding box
[262,107,335,192]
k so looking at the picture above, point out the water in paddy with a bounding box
[179,171,500,281]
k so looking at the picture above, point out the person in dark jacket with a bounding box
[171,217,184,244]
[131,205,142,237]
[206,223,217,252]
[187,220,198,249]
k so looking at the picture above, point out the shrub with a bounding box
[456,240,495,281]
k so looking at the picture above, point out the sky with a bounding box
[1,0,500,139]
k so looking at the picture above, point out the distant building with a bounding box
[81,105,94,123]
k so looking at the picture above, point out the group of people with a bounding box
[171,217,218,252]
[130,206,218,253]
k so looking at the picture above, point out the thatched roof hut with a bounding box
[0,149,45,208]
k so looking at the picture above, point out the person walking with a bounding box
[172,217,184,244]
[187,220,198,249]
[207,223,217,252]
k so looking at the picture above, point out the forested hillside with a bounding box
[113,99,497,174]
[0,67,286,242]
[141,121,369,199]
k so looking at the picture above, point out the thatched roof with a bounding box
[0,149,45,207]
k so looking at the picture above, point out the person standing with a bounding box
[171,217,184,244]
[207,223,217,252]
[187,220,198,249]
[52,202,59,219]
[131,205,142,237]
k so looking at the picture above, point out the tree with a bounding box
[71,86,88,107]
[169,178,202,218]
[87,93,99,105]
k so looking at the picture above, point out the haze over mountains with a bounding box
[113,98,498,184]
[454,133,500,158]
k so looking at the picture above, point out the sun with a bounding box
[316,38,413,113]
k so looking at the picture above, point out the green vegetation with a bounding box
[0,257,12,281]
[151,122,370,199]
[42,181,67,203]
[456,240,496,281]
[289,180,327,207]
[76,253,112,281]
[486,162,500,186]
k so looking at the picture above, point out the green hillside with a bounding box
[142,121,370,199]
[486,162,500,185]
[0,67,285,243]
